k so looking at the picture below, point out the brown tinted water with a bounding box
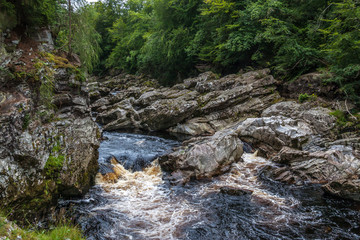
[64,132,360,240]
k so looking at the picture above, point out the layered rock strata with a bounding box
[0,49,100,220]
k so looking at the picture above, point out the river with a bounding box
[62,132,360,240]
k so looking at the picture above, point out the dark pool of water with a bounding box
[98,131,179,173]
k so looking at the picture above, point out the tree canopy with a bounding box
[1,0,359,104]
[92,0,360,103]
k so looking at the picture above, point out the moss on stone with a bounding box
[44,142,65,179]
[330,110,360,130]
[44,53,75,70]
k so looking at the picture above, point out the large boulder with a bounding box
[138,98,199,131]
[262,101,336,134]
[169,117,215,136]
[96,98,141,131]
[159,128,243,183]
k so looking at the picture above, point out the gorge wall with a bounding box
[0,34,100,222]
[0,29,359,226]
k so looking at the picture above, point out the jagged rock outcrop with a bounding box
[232,101,338,157]
[0,46,100,220]
[261,101,337,134]
[248,101,360,201]
[235,116,313,157]
[90,69,281,133]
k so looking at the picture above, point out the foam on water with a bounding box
[70,133,360,240]
[95,162,200,239]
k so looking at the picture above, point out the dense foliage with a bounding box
[0,0,59,29]
[0,0,101,72]
[55,1,101,72]
[90,0,359,103]
[1,0,359,103]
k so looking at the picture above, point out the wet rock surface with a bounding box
[267,145,360,201]
[69,134,360,240]
[0,66,100,220]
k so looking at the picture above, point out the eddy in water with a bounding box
[68,132,360,240]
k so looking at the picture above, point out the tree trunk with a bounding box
[68,0,72,55]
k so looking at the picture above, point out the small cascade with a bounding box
[95,161,200,239]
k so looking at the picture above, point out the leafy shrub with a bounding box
[298,93,317,103]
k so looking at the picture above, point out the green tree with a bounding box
[56,1,102,72]
[92,0,124,74]
[320,0,360,104]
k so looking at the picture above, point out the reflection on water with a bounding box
[67,133,360,240]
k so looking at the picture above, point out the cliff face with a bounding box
[0,32,100,221]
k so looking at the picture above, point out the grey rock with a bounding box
[160,128,243,182]
[261,101,302,118]
[135,90,165,107]
[91,69,280,133]
[139,98,198,131]
[300,107,336,133]
[52,94,72,107]
[169,118,215,136]
[262,101,336,134]
[269,146,360,201]
[235,116,313,155]
[184,71,217,89]
[0,67,100,219]
[72,96,87,106]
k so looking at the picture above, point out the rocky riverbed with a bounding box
[1,34,359,236]
[88,69,360,202]
[66,132,360,240]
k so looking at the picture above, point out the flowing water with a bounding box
[64,132,360,240]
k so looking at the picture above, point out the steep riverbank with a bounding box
[0,33,100,223]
